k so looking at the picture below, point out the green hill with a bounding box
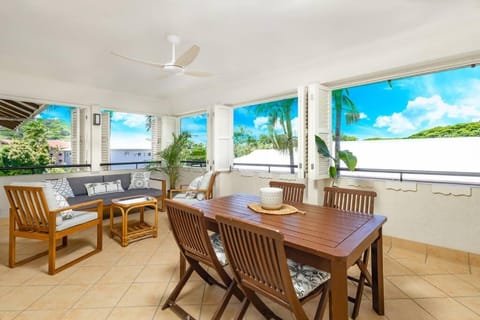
[408,122,480,138]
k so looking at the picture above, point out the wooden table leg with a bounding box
[371,229,385,315]
[153,203,158,238]
[329,259,349,320]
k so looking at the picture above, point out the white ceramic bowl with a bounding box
[260,187,283,210]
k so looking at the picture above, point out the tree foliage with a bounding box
[254,98,297,173]
[0,120,53,175]
[148,132,191,189]
[408,122,480,138]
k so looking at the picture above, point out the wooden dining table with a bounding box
[191,193,387,320]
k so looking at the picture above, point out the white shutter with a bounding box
[151,115,162,159]
[100,111,110,165]
[297,86,308,179]
[70,108,80,165]
[213,105,233,172]
[160,116,177,150]
[307,83,332,180]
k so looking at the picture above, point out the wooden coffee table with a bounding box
[109,195,158,247]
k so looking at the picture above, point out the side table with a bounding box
[110,195,158,247]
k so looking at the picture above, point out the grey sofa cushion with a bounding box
[67,176,103,196]
[67,188,163,208]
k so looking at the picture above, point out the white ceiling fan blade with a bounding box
[111,51,166,68]
[174,45,200,67]
[183,70,213,77]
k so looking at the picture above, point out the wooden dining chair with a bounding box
[323,186,377,319]
[217,214,330,320]
[269,180,305,203]
[4,184,103,275]
[162,199,241,319]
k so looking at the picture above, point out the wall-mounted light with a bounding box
[93,113,101,126]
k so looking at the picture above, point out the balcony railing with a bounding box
[100,161,162,170]
[0,164,92,175]
[339,167,480,186]
[232,162,298,173]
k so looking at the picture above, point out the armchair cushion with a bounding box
[197,171,213,201]
[56,211,99,231]
[186,175,203,198]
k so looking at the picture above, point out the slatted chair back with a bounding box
[165,199,219,267]
[217,214,330,320]
[269,180,305,203]
[6,186,51,233]
[323,186,377,319]
[163,199,240,319]
[323,186,376,214]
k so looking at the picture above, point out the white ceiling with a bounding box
[1,0,480,115]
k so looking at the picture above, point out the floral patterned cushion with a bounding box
[287,259,331,299]
[209,233,227,266]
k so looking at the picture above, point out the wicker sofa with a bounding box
[65,173,166,212]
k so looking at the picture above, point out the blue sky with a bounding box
[180,114,207,144]
[37,105,72,125]
[339,66,480,139]
[234,98,299,138]
[37,65,480,146]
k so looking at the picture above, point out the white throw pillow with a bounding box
[129,171,151,189]
[185,175,203,199]
[9,182,65,225]
[85,180,124,196]
[196,171,213,201]
[46,177,75,198]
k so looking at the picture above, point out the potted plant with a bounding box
[315,135,357,186]
[149,132,191,189]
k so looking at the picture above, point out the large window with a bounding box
[0,104,75,175]
[233,97,298,173]
[109,111,152,170]
[334,65,480,183]
[180,113,207,167]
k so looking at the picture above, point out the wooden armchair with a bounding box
[169,171,218,202]
[217,214,330,320]
[269,180,305,203]
[4,184,103,275]
[323,186,377,319]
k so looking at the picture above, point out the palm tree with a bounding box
[333,89,360,173]
[254,98,297,174]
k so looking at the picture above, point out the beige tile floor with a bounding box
[1,211,480,320]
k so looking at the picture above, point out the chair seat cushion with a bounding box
[287,259,330,299]
[172,196,202,205]
[209,233,227,266]
[56,211,98,231]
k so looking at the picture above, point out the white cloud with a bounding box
[374,113,415,134]
[374,95,480,135]
[111,112,146,128]
[253,116,269,129]
[358,112,368,120]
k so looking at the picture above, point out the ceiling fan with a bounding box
[111,35,212,78]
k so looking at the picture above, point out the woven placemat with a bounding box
[248,203,299,215]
